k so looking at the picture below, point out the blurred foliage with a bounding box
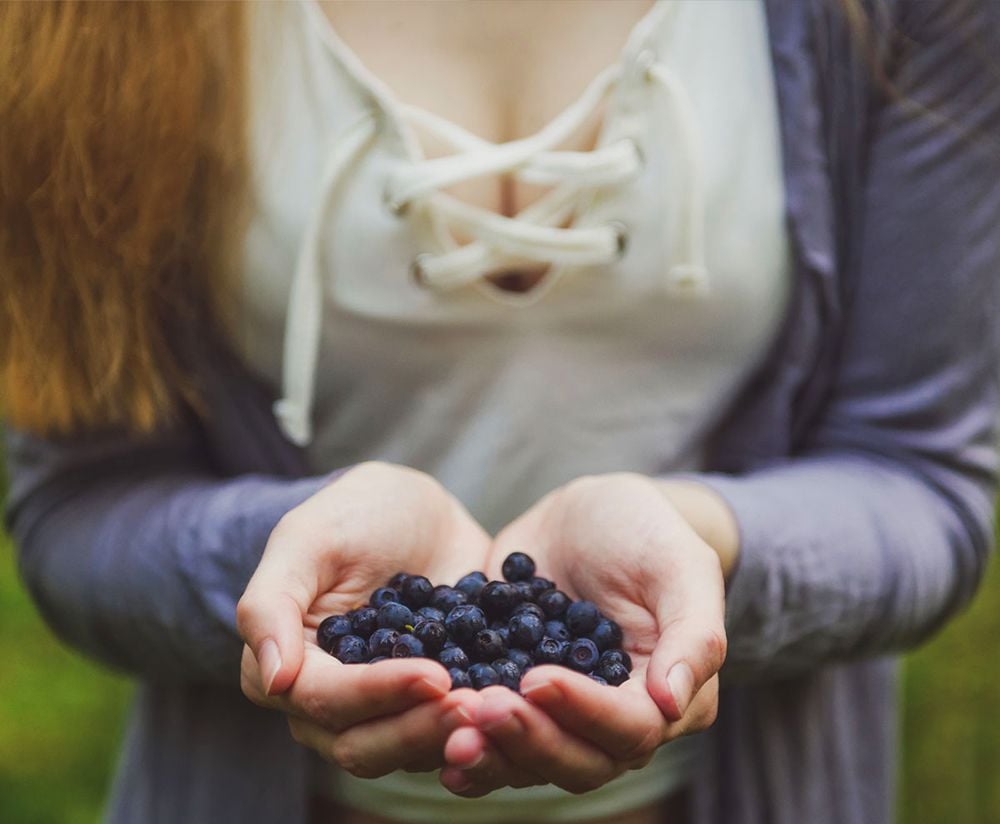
[0,491,997,822]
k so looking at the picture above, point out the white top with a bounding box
[241,0,791,820]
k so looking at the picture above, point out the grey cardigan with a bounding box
[5,1,1000,823]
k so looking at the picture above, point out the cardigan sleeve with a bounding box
[692,0,1000,683]
[3,423,335,685]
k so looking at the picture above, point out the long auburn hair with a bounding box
[0,1,247,435]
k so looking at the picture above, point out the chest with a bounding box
[316,0,656,216]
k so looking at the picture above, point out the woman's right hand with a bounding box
[237,461,489,776]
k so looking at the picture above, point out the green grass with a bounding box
[0,524,997,823]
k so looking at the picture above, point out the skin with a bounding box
[238,464,739,800]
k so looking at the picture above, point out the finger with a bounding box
[473,686,622,795]
[667,674,720,737]
[289,690,476,779]
[440,727,544,797]
[519,666,665,765]
[244,645,452,730]
[236,516,322,696]
[645,542,727,722]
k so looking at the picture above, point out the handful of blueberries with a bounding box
[317,552,632,691]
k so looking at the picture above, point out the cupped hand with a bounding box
[440,473,728,797]
[237,461,490,777]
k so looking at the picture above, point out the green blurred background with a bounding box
[0,466,997,823]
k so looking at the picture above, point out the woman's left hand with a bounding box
[439,473,728,797]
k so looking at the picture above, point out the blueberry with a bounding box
[566,601,601,636]
[468,663,501,690]
[597,661,630,686]
[455,571,488,600]
[507,648,534,673]
[492,658,522,690]
[534,637,567,664]
[400,575,433,609]
[317,614,353,653]
[513,581,534,602]
[529,577,555,599]
[439,646,470,670]
[512,602,546,620]
[495,626,510,646]
[479,581,521,619]
[386,572,409,590]
[472,629,507,662]
[334,635,368,664]
[431,585,468,613]
[537,589,570,618]
[598,649,633,671]
[377,602,414,631]
[544,620,571,642]
[508,613,545,649]
[450,668,473,690]
[501,552,536,582]
[588,674,609,686]
[370,587,401,608]
[369,655,389,664]
[368,628,400,657]
[445,605,487,644]
[589,619,623,652]
[414,620,447,654]
[441,638,458,650]
[567,638,600,672]
[391,634,425,658]
[417,606,446,624]
[350,607,379,638]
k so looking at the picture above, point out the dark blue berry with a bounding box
[492,658,522,690]
[537,589,570,618]
[501,552,536,582]
[512,602,546,620]
[439,646,470,670]
[598,649,632,671]
[431,585,468,613]
[529,577,555,599]
[442,638,458,649]
[567,638,600,672]
[369,655,389,664]
[472,629,507,662]
[513,581,534,602]
[445,604,487,644]
[368,628,400,657]
[597,661,630,686]
[507,648,534,673]
[370,587,401,608]
[317,614,353,653]
[544,620,571,642]
[350,607,379,638]
[534,637,568,664]
[386,572,409,590]
[450,668,473,689]
[589,619,623,652]
[455,571,488,600]
[414,620,447,654]
[588,674,609,686]
[401,575,433,609]
[334,635,368,664]
[377,602,414,631]
[392,634,425,658]
[479,581,521,619]
[508,613,545,649]
[468,663,501,690]
[566,601,601,636]
[417,606,446,624]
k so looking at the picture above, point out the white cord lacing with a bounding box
[275,54,708,445]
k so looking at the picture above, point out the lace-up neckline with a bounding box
[276,0,710,445]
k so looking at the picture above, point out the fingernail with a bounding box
[666,662,694,717]
[478,707,514,731]
[456,750,485,769]
[412,677,448,699]
[445,772,472,793]
[521,680,559,704]
[260,639,282,695]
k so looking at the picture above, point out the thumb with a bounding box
[645,551,727,723]
[236,530,316,696]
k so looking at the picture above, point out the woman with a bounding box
[2,1,998,823]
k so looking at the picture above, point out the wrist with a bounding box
[655,478,741,580]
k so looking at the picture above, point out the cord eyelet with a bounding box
[410,254,432,288]
[608,221,630,259]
